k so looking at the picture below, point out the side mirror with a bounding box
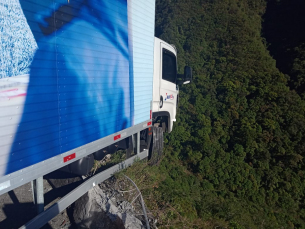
[183,66,192,84]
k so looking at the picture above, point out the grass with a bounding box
[115,150,216,229]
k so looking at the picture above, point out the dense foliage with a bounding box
[142,0,305,227]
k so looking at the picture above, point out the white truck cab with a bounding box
[152,37,192,133]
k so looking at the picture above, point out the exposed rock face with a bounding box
[73,183,145,229]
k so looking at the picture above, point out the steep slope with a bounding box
[149,0,305,227]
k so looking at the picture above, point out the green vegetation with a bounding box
[124,0,305,228]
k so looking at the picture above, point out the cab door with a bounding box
[159,43,178,130]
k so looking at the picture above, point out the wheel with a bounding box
[148,126,164,165]
[60,154,94,176]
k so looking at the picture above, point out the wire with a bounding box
[123,175,150,229]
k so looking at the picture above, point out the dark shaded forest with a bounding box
[139,0,305,228]
[263,0,305,95]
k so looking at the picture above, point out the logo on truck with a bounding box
[165,93,174,101]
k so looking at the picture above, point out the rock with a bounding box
[73,185,145,229]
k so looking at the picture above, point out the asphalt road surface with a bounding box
[0,170,83,229]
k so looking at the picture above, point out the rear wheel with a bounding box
[148,126,164,165]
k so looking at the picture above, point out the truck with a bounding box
[0,0,191,206]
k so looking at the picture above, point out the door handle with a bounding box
[160,96,163,108]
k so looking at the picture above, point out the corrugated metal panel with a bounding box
[129,0,155,125]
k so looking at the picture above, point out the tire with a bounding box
[60,154,94,176]
[149,126,164,165]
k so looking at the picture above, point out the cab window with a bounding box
[162,49,177,84]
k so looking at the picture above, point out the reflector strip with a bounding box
[114,134,121,140]
[143,121,152,128]
[64,153,76,163]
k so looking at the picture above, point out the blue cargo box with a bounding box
[0,0,154,193]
